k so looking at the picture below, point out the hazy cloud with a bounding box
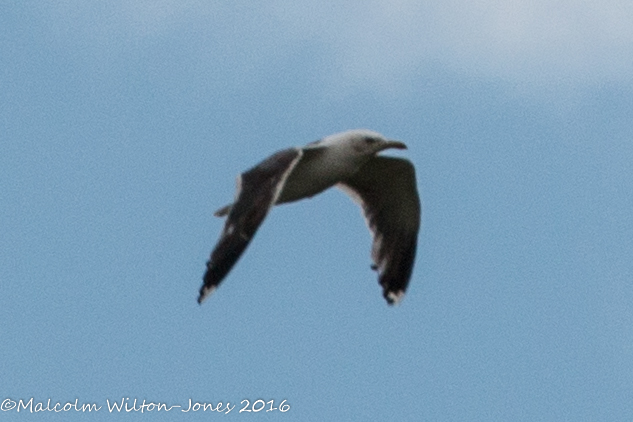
[38,1,633,91]
[275,0,633,90]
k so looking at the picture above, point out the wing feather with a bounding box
[338,156,421,305]
[198,148,303,303]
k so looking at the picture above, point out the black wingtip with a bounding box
[383,289,405,306]
[197,283,215,305]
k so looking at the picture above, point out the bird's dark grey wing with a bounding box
[338,156,421,305]
[199,148,303,304]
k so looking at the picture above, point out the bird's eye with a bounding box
[364,137,377,144]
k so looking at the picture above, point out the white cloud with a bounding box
[40,1,633,91]
[284,0,633,91]
[267,0,633,92]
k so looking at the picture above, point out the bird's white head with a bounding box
[320,129,407,157]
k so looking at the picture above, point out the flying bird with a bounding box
[199,129,421,305]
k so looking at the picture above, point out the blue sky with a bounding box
[2,1,633,421]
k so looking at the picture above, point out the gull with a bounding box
[199,129,421,305]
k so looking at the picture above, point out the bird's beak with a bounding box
[381,140,408,150]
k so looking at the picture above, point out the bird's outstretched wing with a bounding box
[338,156,421,305]
[198,148,303,303]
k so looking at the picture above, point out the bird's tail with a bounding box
[213,204,232,217]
